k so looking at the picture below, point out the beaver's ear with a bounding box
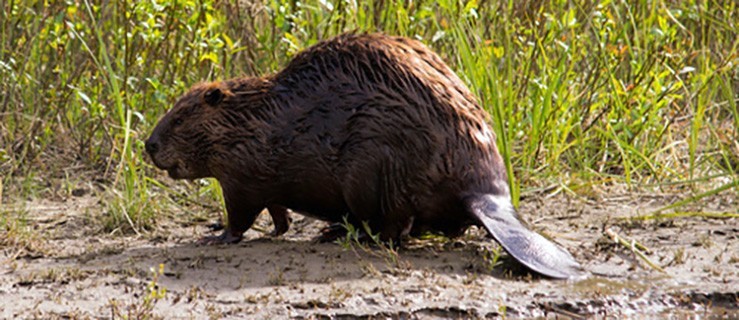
[203,88,224,106]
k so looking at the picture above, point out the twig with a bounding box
[620,211,739,221]
[605,228,667,274]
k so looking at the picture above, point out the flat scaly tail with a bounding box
[464,194,586,279]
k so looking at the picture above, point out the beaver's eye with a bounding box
[174,118,184,126]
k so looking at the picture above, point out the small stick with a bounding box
[540,302,588,320]
[621,211,739,221]
[605,228,667,274]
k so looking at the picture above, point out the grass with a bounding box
[108,263,168,320]
[0,0,737,233]
[0,207,47,259]
[336,217,408,271]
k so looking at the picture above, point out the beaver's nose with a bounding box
[145,139,159,155]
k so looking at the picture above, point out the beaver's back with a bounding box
[277,34,485,126]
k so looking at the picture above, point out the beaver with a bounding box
[145,33,585,279]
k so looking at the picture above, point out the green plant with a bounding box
[336,217,406,270]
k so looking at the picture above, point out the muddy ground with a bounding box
[1,190,737,319]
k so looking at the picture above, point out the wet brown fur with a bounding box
[147,33,510,241]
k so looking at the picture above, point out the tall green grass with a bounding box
[1,0,736,231]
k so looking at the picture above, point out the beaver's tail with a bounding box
[464,194,586,279]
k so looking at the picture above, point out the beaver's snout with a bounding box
[144,134,168,171]
[144,138,159,155]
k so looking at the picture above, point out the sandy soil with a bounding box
[1,191,737,319]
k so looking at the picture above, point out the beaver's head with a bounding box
[145,83,233,180]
